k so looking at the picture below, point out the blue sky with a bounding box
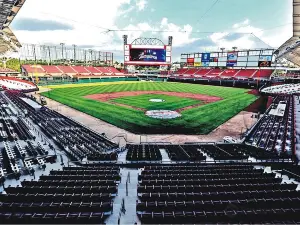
[11,0,293,61]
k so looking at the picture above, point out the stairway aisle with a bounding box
[160,148,171,163]
[117,150,128,163]
[106,167,140,225]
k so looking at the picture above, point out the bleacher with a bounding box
[220,69,239,77]
[183,68,198,75]
[55,65,76,74]
[85,66,101,74]
[137,163,300,224]
[0,87,299,224]
[22,65,123,77]
[41,65,62,74]
[194,69,211,76]
[0,77,37,92]
[0,165,119,224]
[71,66,90,74]
[172,68,274,80]
[0,68,18,74]
[235,69,257,78]
[174,68,189,74]
[5,91,118,162]
[245,95,295,158]
[106,67,123,74]
[253,69,274,79]
[206,68,223,77]
[126,144,162,161]
[22,65,45,75]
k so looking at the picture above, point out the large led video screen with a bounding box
[130,49,166,62]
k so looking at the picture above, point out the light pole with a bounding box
[60,43,65,63]
[89,49,93,66]
[220,48,225,67]
[73,44,76,64]
[48,46,51,65]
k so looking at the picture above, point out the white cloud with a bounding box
[116,22,153,42]
[13,0,132,47]
[115,17,197,48]
[119,6,135,17]
[210,32,229,43]
[232,19,250,29]
[10,1,292,63]
[208,18,292,51]
[159,17,198,47]
[135,0,147,11]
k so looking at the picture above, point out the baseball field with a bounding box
[41,82,257,134]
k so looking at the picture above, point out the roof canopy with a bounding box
[275,0,300,66]
[0,0,26,54]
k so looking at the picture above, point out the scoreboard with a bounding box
[124,44,172,66]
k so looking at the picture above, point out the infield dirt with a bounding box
[85,91,222,112]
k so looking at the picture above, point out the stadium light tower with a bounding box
[32,44,37,63]
[48,46,51,65]
[60,43,65,63]
[220,47,225,53]
[89,49,93,65]
[73,44,76,64]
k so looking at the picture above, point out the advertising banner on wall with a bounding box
[194,57,202,63]
[258,61,271,67]
[259,55,272,61]
[187,58,194,66]
[194,62,202,67]
[187,58,194,63]
[258,55,272,67]
[226,62,237,67]
[202,62,210,67]
[210,57,218,62]
[180,62,187,67]
[201,53,210,62]
[227,52,238,62]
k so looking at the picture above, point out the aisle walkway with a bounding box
[160,149,171,163]
[117,150,128,164]
[106,168,140,225]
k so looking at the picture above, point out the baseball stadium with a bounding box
[0,0,299,224]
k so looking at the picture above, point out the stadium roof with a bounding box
[275,0,300,66]
[0,0,26,54]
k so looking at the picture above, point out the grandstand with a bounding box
[0,76,37,91]
[1,0,300,224]
[0,67,19,76]
[0,0,24,53]
[21,65,125,77]
[172,68,274,79]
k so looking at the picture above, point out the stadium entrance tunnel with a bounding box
[145,110,181,119]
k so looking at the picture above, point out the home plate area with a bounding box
[145,110,182,119]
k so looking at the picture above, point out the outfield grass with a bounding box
[112,94,201,111]
[42,82,257,134]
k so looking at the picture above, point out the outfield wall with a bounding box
[38,77,140,86]
[167,77,270,89]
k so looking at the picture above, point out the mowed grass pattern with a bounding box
[112,94,201,111]
[42,82,257,134]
